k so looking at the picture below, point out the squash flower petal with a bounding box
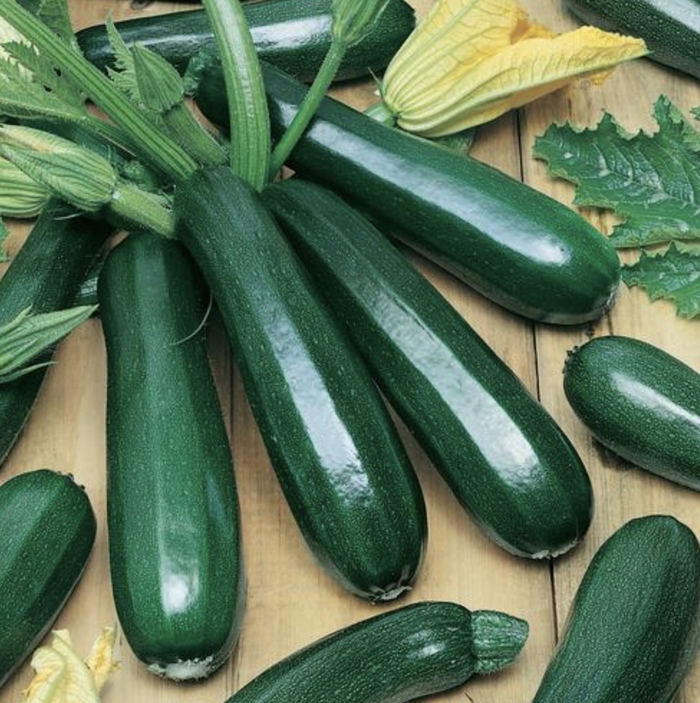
[21,627,119,703]
[380,0,648,137]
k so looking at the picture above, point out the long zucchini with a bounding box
[0,469,96,687]
[0,202,112,466]
[77,0,416,81]
[264,178,593,558]
[563,335,700,491]
[531,515,700,703]
[196,63,621,325]
[222,601,528,703]
[564,0,700,79]
[98,232,244,680]
[173,166,427,601]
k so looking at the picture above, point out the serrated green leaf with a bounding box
[534,95,700,249]
[131,44,183,115]
[622,243,700,318]
[36,0,76,49]
[2,38,84,108]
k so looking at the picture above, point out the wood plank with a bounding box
[0,1,699,701]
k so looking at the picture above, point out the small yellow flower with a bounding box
[21,626,119,703]
[378,0,648,137]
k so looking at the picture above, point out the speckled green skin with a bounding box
[196,64,620,325]
[564,335,700,490]
[565,0,700,79]
[532,515,700,703]
[224,601,528,703]
[0,470,96,687]
[77,0,416,80]
[98,233,244,680]
[0,202,111,465]
[174,167,427,601]
[264,179,593,559]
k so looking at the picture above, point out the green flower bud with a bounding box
[0,125,117,212]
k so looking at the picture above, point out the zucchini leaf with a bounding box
[0,304,96,383]
[104,19,225,166]
[0,0,197,181]
[621,243,700,319]
[534,95,700,318]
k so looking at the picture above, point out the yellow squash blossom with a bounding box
[21,627,119,703]
[377,0,648,136]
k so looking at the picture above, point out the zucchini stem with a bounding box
[0,0,198,182]
[268,40,346,179]
[201,0,270,190]
[108,184,175,239]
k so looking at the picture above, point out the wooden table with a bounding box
[1,1,699,701]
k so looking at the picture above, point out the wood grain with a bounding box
[1,1,699,701]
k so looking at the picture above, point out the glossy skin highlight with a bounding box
[197,64,621,324]
[99,234,244,680]
[174,167,427,601]
[77,0,416,80]
[264,179,593,558]
[564,335,700,490]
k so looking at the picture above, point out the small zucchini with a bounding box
[173,166,427,601]
[0,469,96,687]
[222,601,528,703]
[564,0,700,79]
[563,335,700,491]
[196,63,620,325]
[0,202,112,465]
[531,515,700,703]
[98,232,244,680]
[77,0,416,81]
[264,178,593,558]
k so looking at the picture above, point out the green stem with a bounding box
[108,184,175,238]
[363,99,397,127]
[201,0,270,190]
[268,40,347,179]
[0,0,198,182]
[163,104,227,167]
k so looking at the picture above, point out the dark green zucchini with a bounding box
[223,601,528,703]
[173,166,427,601]
[98,232,244,680]
[531,515,700,703]
[563,335,700,491]
[0,202,112,466]
[77,0,416,81]
[0,469,96,687]
[564,0,700,79]
[196,63,621,325]
[264,178,593,558]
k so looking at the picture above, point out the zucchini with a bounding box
[563,335,700,491]
[531,515,700,703]
[77,0,416,81]
[173,166,427,601]
[0,202,112,465]
[0,469,96,687]
[98,232,244,680]
[222,601,528,703]
[564,0,700,79]
[195,63,621,325]
[264,178,593,558]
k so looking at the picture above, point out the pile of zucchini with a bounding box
[0,0,699,701]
